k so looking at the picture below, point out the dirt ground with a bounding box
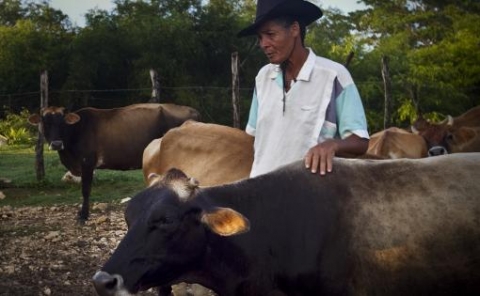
[0,203,158,296]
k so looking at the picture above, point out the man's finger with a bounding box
[327,152,334,173]
[305,150,312,169]
[311,152,320,174]
[319,152,326,175]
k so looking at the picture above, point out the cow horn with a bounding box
[147,173,163,187]
[411,125,419,134]
[188,177,199,187]
[446,115,454,126]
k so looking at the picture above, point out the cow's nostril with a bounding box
[49,140,64,151]
[105,277,118,290]
[428,146,448,157]
[92,271,124,295]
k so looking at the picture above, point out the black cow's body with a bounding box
[94,154,480,296]
[28,103,200,221]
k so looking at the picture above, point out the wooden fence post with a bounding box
[35,70,48,181]
[149,69,160,103]
[381,55,392,129]
[344,51,354,68]
[231,52,240,128]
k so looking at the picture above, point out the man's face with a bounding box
[257,20,297,64]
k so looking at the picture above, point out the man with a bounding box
[238,0,369,177]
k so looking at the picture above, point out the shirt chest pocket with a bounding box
[300,105,317,111]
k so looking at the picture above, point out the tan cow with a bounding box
[143,121,254,187]
[412,105,480,156]
[367,127,427,159]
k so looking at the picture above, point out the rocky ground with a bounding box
[0,203,158,296]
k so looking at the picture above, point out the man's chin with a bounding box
[268,59,282,65]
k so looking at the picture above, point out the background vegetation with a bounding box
[0,0,478,133]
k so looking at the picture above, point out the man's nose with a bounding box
[258,37,268,49]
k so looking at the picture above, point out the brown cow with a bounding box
[28,103,201,222]
[142,120,254,187]
[412,105,480,156]
[367,127,428,159]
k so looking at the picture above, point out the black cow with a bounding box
[93,154,480,296]
[28,103,200,222]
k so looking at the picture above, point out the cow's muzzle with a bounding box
[428,145,448,157]
[92,271,133,296]
[49,140,64,151]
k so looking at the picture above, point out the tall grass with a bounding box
[0,144,146,208]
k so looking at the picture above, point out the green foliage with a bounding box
[3,127,33,145]
[0,0,24,26]
[0,0,478,133]
[397,99,417,123]
[0,108,35,145]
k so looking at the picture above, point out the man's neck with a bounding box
[285,46,308,80]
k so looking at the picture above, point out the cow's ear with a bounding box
[64,113,80,124]
[147,173,162,187]
[28,114,42,125]
[411,117,429,134]
[201,207,250,236]
[452,127,477,144]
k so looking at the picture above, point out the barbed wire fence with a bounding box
[0,85,255,128]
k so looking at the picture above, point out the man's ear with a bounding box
[290,21,301,38]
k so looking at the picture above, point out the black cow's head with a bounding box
[28,106,80,151]
[92,169,250,296]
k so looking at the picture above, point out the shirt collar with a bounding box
[296,48,315,82]
[268,48,316,81]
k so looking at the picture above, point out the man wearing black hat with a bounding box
[239,0,370,177]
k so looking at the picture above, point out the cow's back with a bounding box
[145,121,254,186]
[340,154,480,295]
[367,127,427,159]
[453,105,480,127]
[80,104,198,170]
[199,154,478,294]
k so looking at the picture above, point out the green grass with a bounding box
[0,144,146,208]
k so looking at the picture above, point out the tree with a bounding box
[0,0,72,111]
[0,0,24,26]
[350,0,480,130]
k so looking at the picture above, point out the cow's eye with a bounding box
[158,216,173,224]
[149,215,174,229]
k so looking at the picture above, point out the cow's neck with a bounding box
[57,149,81,175]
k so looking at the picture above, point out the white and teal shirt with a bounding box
[246,48,369,177]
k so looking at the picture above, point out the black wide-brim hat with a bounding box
[238,0,323,37]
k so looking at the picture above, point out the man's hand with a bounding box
[304,135,369,176]
[304,140,339,175]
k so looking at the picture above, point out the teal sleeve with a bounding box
[246,89,258,135]
[336,84,369,139]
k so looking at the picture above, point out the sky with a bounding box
[45,0,366,28]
